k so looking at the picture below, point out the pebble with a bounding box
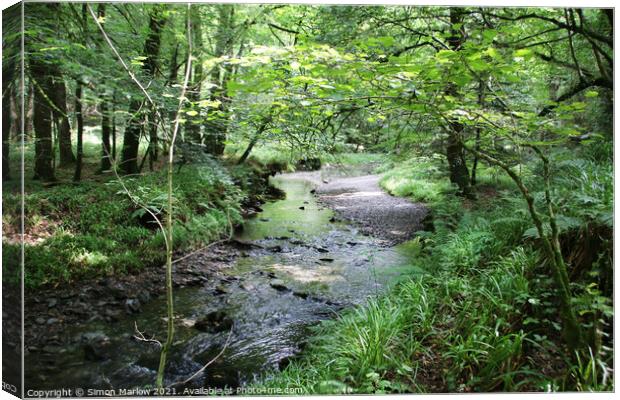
[124,298,141,314]
[270,280,290,292]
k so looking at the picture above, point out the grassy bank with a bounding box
[2,156,276,288]
[259,150,613,393]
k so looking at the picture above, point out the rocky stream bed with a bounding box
[23,166,428,391]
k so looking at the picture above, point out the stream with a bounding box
[25,169,424,393]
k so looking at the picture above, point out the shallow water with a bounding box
[25,172,423,392]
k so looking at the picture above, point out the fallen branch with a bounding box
[133,321,162,348]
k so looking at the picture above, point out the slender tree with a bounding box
[50,68,76,166]
[73,83,84,181]
[2,5,19,180]
[30,61,56,182]
[204,4,236,156]
[444,8,472,197]
[120,5,167,174]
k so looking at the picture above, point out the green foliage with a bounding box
[260,155,613,393]
[380,156,454,205]
[3,163,256,288]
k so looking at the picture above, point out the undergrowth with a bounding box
[2,159,271,288]
[259,149,613,393]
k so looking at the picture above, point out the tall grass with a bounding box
[259,150,613,393]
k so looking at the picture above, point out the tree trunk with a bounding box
[186,7,203,144]
[111,94,117,161]
[2,86,10,180]
[465,145,584,352]
[101,98,112,171]
[167,45,180,142]
[237,116,271,164]
[204,5,235,156]
[148,112,158,170]
[120,6,166,174]
[2,34,16,180]
[120,99,142,175]
[470,79,485,186]
[445,8,472,197]
[30,61,56,182]
[25,82,34,140]
[50,71,75,166]
[73,84,84,181]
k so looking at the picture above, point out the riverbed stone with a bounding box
[194,311,233,333]
[82,332,111,361]
[270,280,290,292]
[214,285,228,295]
[124,298,141,314]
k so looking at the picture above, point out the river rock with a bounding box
[270,280,290,292]
[292,291,308,299]
[180,318,196,328]
[42,345,62,354]
[125,298,141,314]
[82,332,111,361]
[60,292,74,300]
[138,291,151,304]
[214,285,228,295]
[109,284,127,300]
[105,309,122,322]
[47,298,57,308]
[194,311,233,333]
[36,317,46,325]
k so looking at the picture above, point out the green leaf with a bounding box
[514,48,532,59]
[482,29,498,41]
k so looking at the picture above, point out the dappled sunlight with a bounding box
[272,263,345,284]
[322,191,384,200]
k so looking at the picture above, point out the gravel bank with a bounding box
[286,171,430,245]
